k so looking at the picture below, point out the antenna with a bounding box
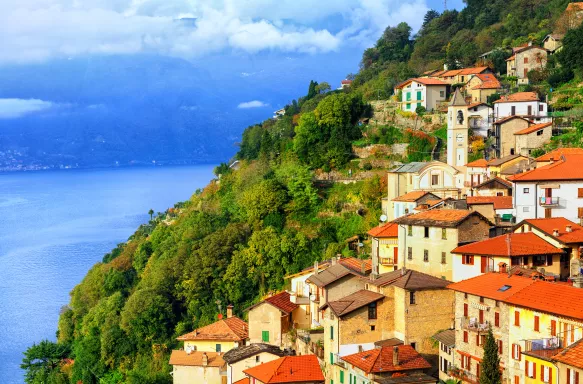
[444,0,447,10]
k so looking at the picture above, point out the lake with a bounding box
[0,165,215,383]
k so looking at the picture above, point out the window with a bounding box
[539,104,544,112]
[464,303,468,317]
[416,91,422,100]
[410,342,416,350]
[477,334,486,346]
[370,325,375,331]
[462,255,474,265]
[406,103,411,110]
[579,207,583,219]
[409,291,416,305]
[480,296,484,303]
[463,331,469,343]
[543,365,552,383]
[512,343,522,361]
[417,102,422,108]
[579,188,583,198]
[431,174,439,186]
[262,330,269,342]
[498,340,503,354]
[441,252,447,264]
[534,315,540,332]
[567,368,580,384]
[514,311,520,326]
[461,354,471,369]
[215,344,221,353]
[495,312,500,327]
[495,300,499,307]
[523,187,530,194]
[255,356,260,363]
[340,371,344,384]
[408,247,412,260]
[330,326,334,340]
[511,148,515,155]
[440,90,445,97]
[423,249,429,262]
[407,225,412,236]
[424,226,429,238]
[464,293,468,299]
[368,302,377,319]
[528,105,533,115]
[523,206,530,213]
[406,92,411,101]
[526,360,536,378]
[524,57,529,64]
[511,106,516,115]
[533,255,550,266]
[441,228,447,240]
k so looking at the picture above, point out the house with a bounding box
[514,122,553,156]
[433,329,455,382]
[509,154,583,223]
[340,79,352,89]
[177,307,248,353]
[466,73,502,103]
[467,102,493,137]
[450,232,566,281]
[491,116,531,158]
[247,291,300,348]
[534,147,583,167]
[389,190,441,220]
[506,45,548,84]
[273,108,286,119]
[393,209,492,281]
[169,351,227,384]
[387,161,464,203]
[471,177,513,197]
[542,34,564,54]
[434,66,492,85]
[242,355,324,384]
[368,222,400,275]
[466,195,514,224]
[493,92,549,121]
[553,339,583,384]
[337,345,435,384]
[395,78,448,112]
[223,344,286,384]
[465,159,489,189]
[487,154,531,179]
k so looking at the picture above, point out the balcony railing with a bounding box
[461,317,491,333]
[524,337,563,359]
[334,354,347,368]
[539,196,559,206]
[449,367,479,384]
[380,257,396,266]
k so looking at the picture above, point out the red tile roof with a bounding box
[234,379,250,384]
[263,292,299,314]
[395,78,447,88]
[339,257,372,274]
[243,355,324,383]
[553,339,583,369]
[535,147,583,162]
[341,345,431,374]
[466,159,488,168]
[177,316,248,342]
[523,218,583,244]
[566,2,583,12]
[473,73,502,89]
[447,273,536,301]
[467,102,490,109]
[508,155,583,182]
[393,209,489,228]
[368,222,399,238]
[341,79,353,84]
[392,190,436,202]
[494,92,540,103]
[474,177,512,189]
[466,196,513,210]
[169,351,226,367]
[514,122,553,135]
[440,66,490,77]
[451,233,564,257]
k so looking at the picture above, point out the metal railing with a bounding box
[539,196,559,206]
[380,257,396,265]
[449,367,479,384]
[461,317,491,332]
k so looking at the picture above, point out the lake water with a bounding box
[0,165,215,383]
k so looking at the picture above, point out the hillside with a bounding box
[21,1,583,383]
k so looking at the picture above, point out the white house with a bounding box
[391,190,441,220]
[395,78,448,112]
[493,92,549,122]
[509,154,583,223]
[467,102,493,137]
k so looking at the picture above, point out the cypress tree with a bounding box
[480,327,501,384]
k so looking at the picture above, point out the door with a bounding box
[481,256,488,273]
[545,208,552,218]
[393,247,398,264]
[528,105,533,115]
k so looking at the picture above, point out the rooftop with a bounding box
[368,268,451,290]
[392,190,439,202]
[487,154,526,167]
[494,91,540,103]
[466,159,488,168]
[393,209,489,228]
[535,147,583,162]
[177,316,248,342]
[440,66,490,77]
[341,345,431,374]
[508,155,583,182]
[514,122,553,135]
[447,273,536,301]
[395,78,447,89]
[451,233,564,257]
[247,291,298,315]
[522,217,583,244]
[389,162,428,174]
[474,176,512,189]
[473,73,502,89]
[322,289,384,317]
[233,379,250,384]
[306,263,356,288]
[243,355,324,383]
[223,343,285,364]
[169,350,226,367]
[433,329,455,347]
[553,339,583,370]
[368,222,399,238]
[466,195,513,210]
[493,115,531,125]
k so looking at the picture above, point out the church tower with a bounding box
[447,88,469,167]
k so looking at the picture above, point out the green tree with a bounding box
[148,209,154,221]
[479,328,501,384]
[21,340,70,384]
[213,163,230,177]
[307,80,319,99]
[316,82,331,94]
[423,10,440,28]
[558,23,583,73]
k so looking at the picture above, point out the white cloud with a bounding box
[237,100,269,109]
[0,98,55,118]
[0,0,431,64]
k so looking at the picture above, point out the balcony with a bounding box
[461,317,490,333]
[449,367,479,384]
[334,354,347,369]
[380,257,396,266]
[524,337,563,360]
[539,196,559,206]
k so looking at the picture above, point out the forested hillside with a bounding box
[22,0,583,383]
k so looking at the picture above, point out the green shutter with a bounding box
[340,370,344,383]
[406,103,411,110]
[262,331,269,342]
[417,91,422,100]
[406,92,411,101]
[330,352,334,364]
[417,102,421,108]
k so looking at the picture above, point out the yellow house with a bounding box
[487,154,531,180]
[466,73,502,103]
[169,351,227,384]
[222,343,286,384]
[393,209,492,282]
[368,222,399,275]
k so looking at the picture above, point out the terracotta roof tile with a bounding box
[440,66,489,77]
[243,355,324,383]
[262,292,299,314]
[553,339,583,369]
[523,218,583,244]
[322,289,384,317]
[473,73,502,89]
[177,316,248,342]
[466,159,488,167]
[447,273,537,301]
[339,257,372,274]
[223,343,285,364]
[234,379,250,384]
[341,345,431,374]
[169,350,226,367]
[368,268,451,290]
[392,191,438,202]
[508,155,583,182]
[494,92,540,103]
[306,263,356,287]
[368,222,399,238]
[514,122,552,135]
[395,78,447,88]
[487,154,526,166]
[535,147,583,162]
[451,233,564,257]
[393,209,489,228]
[466,196,513,210]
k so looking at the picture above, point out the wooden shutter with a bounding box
[576,371,580,384]
[578,207,583,218]
[525,360,529,376]
[498,340,503,354]
[541,364,544,380]
[515,311,520,326]
[479,309,484,323]
[394,246,398,264]
[476,334,480,345]
[550,367,553,384]
[534,316,540,331]
[551,320,557,336]
[495,312,500,327]
[464,303,468,317]
[578,188,583,198]
[568,368,571,384]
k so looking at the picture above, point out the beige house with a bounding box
[514,122,553,156]
[222,343,285,384]
[542,34,564,54]
[506,45,548,85]
[471,177,513,197]
[433,66,492,85]
[390,190,441,221]
[487,154,531,179]
[393,209,492,281]
[247,291,300,348]
[169,351,227,384]
[492,116,531,158]
[466,195,514,224]
[465,159,489,189]
[466,73,502,103]
[395,78,448,112]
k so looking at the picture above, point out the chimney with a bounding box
[393,346,399,366]
[332,255,339,265]
[401,267,407,276]
[358,345,364,353]
[553,228,559,237]
[314,261,318,274]
[498,262,508,274]
[567,225,572,233]
[202,352,208,367]
[226,304,233,319]
[361,260,366,275]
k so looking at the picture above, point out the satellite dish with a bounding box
[380,215,388,222]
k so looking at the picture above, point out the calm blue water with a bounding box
[0,165,215,383]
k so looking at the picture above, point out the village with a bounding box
[165,3,583,384]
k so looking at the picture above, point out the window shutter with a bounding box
[519,345,522,361]
[551,320,557,336]
[498,340,503,354]
[568,368,571,384]
[532,362,536,379]
[576,371,580,384]
[550,367,553,384]
[495,312,500,327]
[512,344,515,359]
[579,188,583,198]
[541,364,544,380]
[515,311,520,326]
[525,361,529,376]
[578,207,583,219]
[464,303,468,317]
[476,334,480,345]
[535,316,540,331]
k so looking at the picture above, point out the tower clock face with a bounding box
[456,133,464,142]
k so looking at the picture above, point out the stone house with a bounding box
[393,209,492,282]
[466,195,514,224]
[466,73,502,103]
[506,45,548,85]
[395,78,448,112]
[492,116,531,158]
[222,343,286,384]
[246,292,300,348]
[514,122,553,156]
[433,66,492,85]
[542,34,564,54]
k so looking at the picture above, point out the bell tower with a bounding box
[447,88,469,167]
